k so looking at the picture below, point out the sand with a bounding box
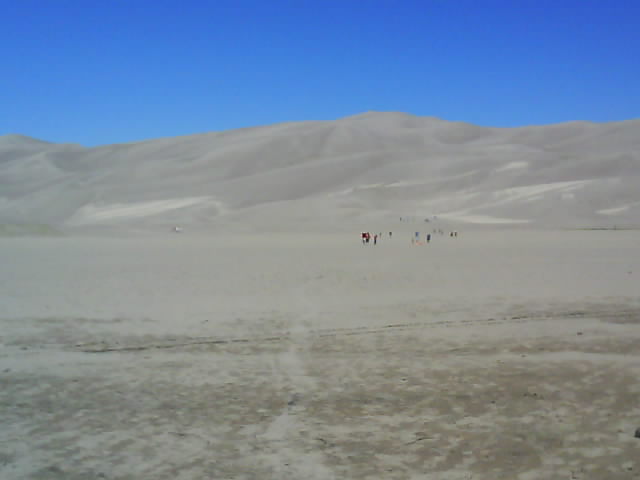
[1,228,639,479]
[2,113,640,230]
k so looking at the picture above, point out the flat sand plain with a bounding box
[1,229,639,479]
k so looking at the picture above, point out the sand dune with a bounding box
[2,114,640,479]
[1,112,639,231]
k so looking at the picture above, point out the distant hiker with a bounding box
[427,234,431,243]
[374,234,378,245]
[389,231,392,238]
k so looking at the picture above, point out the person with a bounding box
[374,234,378,245]
[389,231,392,238]
[427,233,431,243]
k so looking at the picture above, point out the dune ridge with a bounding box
[1,112,639,231]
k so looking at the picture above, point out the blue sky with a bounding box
[1,0,638,145]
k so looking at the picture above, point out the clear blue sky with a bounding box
[2,0,638,145]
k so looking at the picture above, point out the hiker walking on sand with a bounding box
[374,234,378,245]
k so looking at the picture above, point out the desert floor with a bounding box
[1,229,639,479]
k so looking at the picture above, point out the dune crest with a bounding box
[1,113,639,230]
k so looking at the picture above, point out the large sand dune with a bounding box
[2,114,640,479]
[1,112,639,231]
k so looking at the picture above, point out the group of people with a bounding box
[360,229,460,245]
[412,229,459,245]
[361,231,393,245]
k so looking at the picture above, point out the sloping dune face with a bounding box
[1,113,639,230]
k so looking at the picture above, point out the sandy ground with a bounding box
[1,229,640,479]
